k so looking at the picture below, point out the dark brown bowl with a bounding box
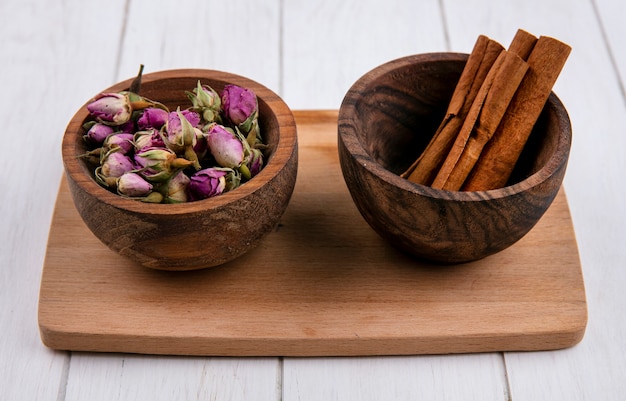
[338,53,571,263]
[62,69,298,270]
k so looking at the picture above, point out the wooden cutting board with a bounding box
[38,110,587,356]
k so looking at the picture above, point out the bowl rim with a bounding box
[62,68,297,215]
[338,52,572,201]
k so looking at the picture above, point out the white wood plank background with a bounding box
[117,0,282,91]
[1,0,625,400]
[282,0,447,109]
[64,355,280,401]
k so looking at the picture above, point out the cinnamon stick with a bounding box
[461,36,571,191]
[508,29,538,61]
[401,35,504,185]
[430,50,529,190]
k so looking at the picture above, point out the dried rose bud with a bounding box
[243,119,262,149]
[137,107,169,130]
[101,152,134,177]
[117,172,153,197]
[117,121,136,134]
[186,81,222,123]
[87,93,132,125]
[165,109,197,150]
[193,129,208,160]
[134,147,193,182]
[187,167,240,201]
[164,109,202,169]
[166,109,200,134]
[222,168,241,192]
[188,168,226,200]
[143,192,165,203]
[222,85,258,125]
[246,148,264,178]
[221,85,262,148]
[206,124,244,169]
[133,129,165,153]
[103,133,134,155]
[84,122,115,144]
[164,170,190,203]
[95,151,135,187]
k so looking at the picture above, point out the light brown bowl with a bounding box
[338,53,571,263]
[62,69,298,270]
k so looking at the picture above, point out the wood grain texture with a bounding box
[338,53,571,263]
[40,111,586,357]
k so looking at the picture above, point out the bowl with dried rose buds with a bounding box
[338,40,572,263]
[62,68,298,270]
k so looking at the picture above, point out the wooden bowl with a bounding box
[338,53,571,263]
[62,69,298,270]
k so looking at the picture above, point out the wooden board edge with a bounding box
[37,315,588,357]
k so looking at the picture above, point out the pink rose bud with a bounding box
[187,167,241,201]
[221,85,261,147]
[103,133,134,155]
[164,171,190,203]
[117,121,136,134]
[87,92,132,125]
[84,122,115,144]
[95,151,135,187]
[187,168,227,200]
[137,107,169,130]
[134,147,193,182]
[193,129,208,160]
[165,110,197,149]
[165,109,202,169]
[100,152,135,178]
[117,172,153,197]
[133,129,165,153]
[221,85,258,125]
[206,124,244,168]
[166,109,200,134]
[186,81,222,123]
[246,148,264,178]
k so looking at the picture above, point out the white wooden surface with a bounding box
[1,0,624,400]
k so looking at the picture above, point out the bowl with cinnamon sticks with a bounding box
[338,30,572,263]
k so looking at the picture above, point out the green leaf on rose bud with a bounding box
[82,121,97,131]
[141,192,165,203]
[238,163,252,181]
